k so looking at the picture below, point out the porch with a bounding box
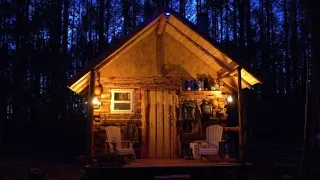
[84,158,246,180]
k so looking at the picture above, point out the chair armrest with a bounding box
[200,142,209,148]
[192,140,208,147]
[122,140,139,148]
[211,144,218,149]
[104,141,117,152]
[122,140,139,143]
[193,140,207,143]
[200,142,219,149]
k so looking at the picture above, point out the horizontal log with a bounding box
[180,90,227,100]
[93,111,100,116]
[103,85,180,91]
[223,126,241,132]
[101,77,181,84]
[100,77,181,90]
[100,120,142,126]
[98,113,142,119]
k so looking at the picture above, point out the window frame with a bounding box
[110,89,134,114]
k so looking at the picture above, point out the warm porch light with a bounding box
[92,96,101,105]
[227,95,233,103]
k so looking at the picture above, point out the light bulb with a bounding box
[92,96,100,105]
[227,95,233,103]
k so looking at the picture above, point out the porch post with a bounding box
[87,70,95,164]
[237,66,245,163]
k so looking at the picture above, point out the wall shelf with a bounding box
[180,90,226,99]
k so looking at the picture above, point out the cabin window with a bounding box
[110,89,134,114]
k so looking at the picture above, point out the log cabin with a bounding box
[66,8,262,165]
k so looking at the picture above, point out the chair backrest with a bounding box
[206,125,223,148]
[105,126,122,145]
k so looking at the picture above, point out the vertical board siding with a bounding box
[156,91,164,158]
[148,90,177,158]
[163,91,171,157]
[148,91,157,158]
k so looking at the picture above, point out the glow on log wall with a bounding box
[99,31,157,78]
[92,77,181,158]
[163,32,219,80]
[91,27,230,159]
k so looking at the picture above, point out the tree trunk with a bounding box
[232,0,237,46]
[239,0,245,49]
[0,2,9,145]
[106,0,110,44]
[12,0,28,150]
[220,7,223,42]
[258,0,265,96]
[132,0,137,28]
[49,0,62,155]
[290,0,299,94]
[304,0,320,149]
[225,0,229,45]
[283,0,291,95]
[179,0,185,17]
[244,0,254,70]
[63,0,69,54]
[98,0,105,51]
[122,0,129,35]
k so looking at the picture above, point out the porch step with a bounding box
[155,174,191,179]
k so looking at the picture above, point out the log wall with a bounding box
[91,77,181,159]
[92,86,143,159]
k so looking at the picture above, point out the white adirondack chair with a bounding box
[198,125,224,162]
[105,126,136,160]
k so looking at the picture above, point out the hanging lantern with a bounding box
[94,84,103,96]
[92,96,100,105]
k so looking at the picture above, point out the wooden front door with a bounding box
[147,90,176,158]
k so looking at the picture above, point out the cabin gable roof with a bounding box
[67,8,262,95]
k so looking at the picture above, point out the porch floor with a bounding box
[85,158,244,179]
[122,158,240,168]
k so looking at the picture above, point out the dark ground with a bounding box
[0,156,83,180]
[1,152,320,180]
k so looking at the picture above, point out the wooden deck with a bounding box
[85,158,246,180]
[118,158,240,168]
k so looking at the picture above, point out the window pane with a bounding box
[114,92,131,101]
[114,103,131,110]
